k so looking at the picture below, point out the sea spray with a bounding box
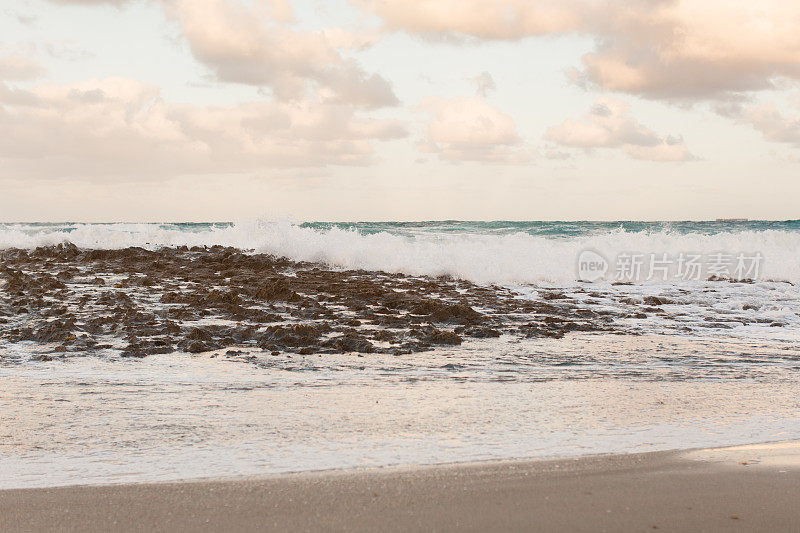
[1,220,799,284]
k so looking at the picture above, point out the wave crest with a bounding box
[1,220,799,284]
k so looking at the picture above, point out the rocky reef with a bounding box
[0,244,618,361]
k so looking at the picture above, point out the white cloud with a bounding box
[0,77,407,179]
[418,96,529,163]
[168,0,397,107]
[355,0,800,101]
[546,98,695,162]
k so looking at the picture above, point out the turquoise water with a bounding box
[4,219,800,239]
[303,219,800,237]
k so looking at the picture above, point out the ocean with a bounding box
[3,219,800,283]
[1,220,799,488]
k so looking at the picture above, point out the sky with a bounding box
[1,0,799,222]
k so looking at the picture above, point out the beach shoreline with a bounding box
[2,442,798,532]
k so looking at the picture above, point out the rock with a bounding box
[187,340,208,353]
[410,301,484,325]
[120,343,147,358]
[33,319,77,343]
[251,278,300,302]
[186,327,214,341]
[458,326,501,338]
[518,324,565,339]
[258,324,324,349]
[323,335,375,353]
[541,292,568,300]
[643,296,673,306]
[0,244,626,363]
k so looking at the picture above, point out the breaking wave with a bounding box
[1,220,799,284]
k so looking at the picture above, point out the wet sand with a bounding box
[2,443,799,532]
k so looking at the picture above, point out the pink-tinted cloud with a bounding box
[0,77,407,179]
[0,48,45,81]
[356,0,800,101]
[42,0,397,107]
[418,96,529,163]
[732,104,800,148]
[546,98,695,162]
[169,0,397,107]
[352,0,585,40]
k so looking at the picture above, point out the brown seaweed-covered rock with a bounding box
[31,242,80,260]
[251,278,300,302]
[323,334,375,353]
[414,327,462,345]
[410,301,484,325]
[30,319,78,343]
[518,323,566,339]
[120,343,147,358]
[186,341,209,353]
[643,296,674,306]
[258,324,327,350]
[0,244,623,360]
[457,326,502,338]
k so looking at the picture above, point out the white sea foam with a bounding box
[1,220,799,284]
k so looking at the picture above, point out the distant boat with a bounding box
[715,218,748,222]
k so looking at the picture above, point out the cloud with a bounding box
[5,8,38,26]
[715,98,800,149]
[319,27,382,51]
[42,0,396,107]
[168,0,397,107]
[545,98,695,161]
[352,0,584,40]
[43,0,131,5]
[471,71,496,97]
[44,40,94,62]
[732,104,800,148]
[0,49,45,81]
[575,0,800,101]
[418,96,529,163]
[355,0,800,101]
[0,77,407,179]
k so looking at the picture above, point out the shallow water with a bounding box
[2,333,799,489]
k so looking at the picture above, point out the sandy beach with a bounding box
[4,0,800,529]
[2,443,798,532]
